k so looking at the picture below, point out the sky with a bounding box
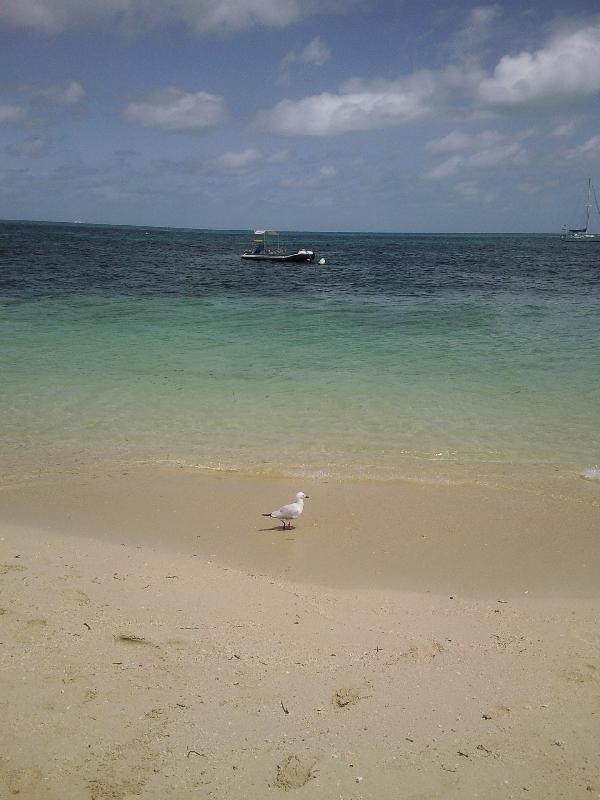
[1,0,600,232]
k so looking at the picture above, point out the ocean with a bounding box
[1,220,599,484]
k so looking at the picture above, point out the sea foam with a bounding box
[582,467,600,481]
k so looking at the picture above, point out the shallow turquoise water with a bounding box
[1,222,599,479]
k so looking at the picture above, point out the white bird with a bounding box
[262,491,309,529]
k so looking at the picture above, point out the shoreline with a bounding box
[3,445,599,493]
[1,460,599,598]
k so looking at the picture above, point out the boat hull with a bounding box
[241,251,315,262]
[561,233,600,241]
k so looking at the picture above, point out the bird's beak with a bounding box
[305,495,310,499]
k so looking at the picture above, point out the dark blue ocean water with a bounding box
[1,220,599,480]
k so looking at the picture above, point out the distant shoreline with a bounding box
[0,218,561,236]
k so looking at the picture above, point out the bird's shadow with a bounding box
[258,525,296,533]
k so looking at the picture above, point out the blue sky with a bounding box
[1,0,600,232]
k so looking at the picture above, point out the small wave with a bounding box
[288,467,333,480]
[582,467,600,481]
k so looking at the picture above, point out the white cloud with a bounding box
[282,35,331,68]
[425,129,505,154]
[551,121,576,139]
[255,70,454,135]
[318,165,336,179]
[20,80,85,105]
[0,104,26,124]
[268,149,290,164]
[564,135,600,160]
[425,129,527,179]
[0,0,362,34]
[300,35,331,66]
[467,141,525,167]
[257,18,600,138]
[123,88,228,133]
[213,148,262,170]
[450,4,502,60]
[426,156,463,179]
[455,180,495,203]
[277,35,331,84]
[479,24,600,108]
[54,80,85,105]
[469,4,501,28]
[210,147,289,171]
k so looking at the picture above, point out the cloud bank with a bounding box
[478,24,600,108]
[0,0,362,34]
[256,20,600,136]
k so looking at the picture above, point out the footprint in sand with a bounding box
[482,705,511,720]
[274,755,317,790]
[385,640,446,665]
[143,707,165,719]
[86,735,164,800]
[565,663,598,684]
[0,763,43,796]
[62,664,82,684]
[0,563,26,575]
[84,688,98,703]
[60,588,91,606]
[332,682,371,708]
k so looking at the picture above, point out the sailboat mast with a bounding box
[586,177,592,231]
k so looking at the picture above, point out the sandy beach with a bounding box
[4,0,600,795]
[1,464,599,799]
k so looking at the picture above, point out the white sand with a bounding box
[0,466,599,798]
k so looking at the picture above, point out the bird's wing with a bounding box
[274,502,300,518]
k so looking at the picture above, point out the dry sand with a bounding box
[0,463,599,799]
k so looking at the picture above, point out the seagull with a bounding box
[262,491,309,529]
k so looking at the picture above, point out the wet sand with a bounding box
[1,464,599,798]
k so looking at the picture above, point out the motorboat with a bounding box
[241,230,315,262]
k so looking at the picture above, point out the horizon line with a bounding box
[0,217,561,236]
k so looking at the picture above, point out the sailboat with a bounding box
[561,178,600,241]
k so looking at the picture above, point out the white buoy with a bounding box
[318,257,326,265]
